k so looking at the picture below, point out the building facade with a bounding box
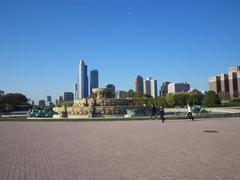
[90,69,99,95]
[134,75,144,94]
[143,77,158,98]
[168,82,190,94]
[47,96,52,103]
[77,60,89,99]
[144,78,151,96]
[209,66,240,97]
[160,82,170,96]
[209,75,221,93]
[150,78,158,98]
[63,92,74,101]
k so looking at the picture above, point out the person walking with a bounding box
[160,106,165,123]
[187,104,194,121]
[150,104,158,120]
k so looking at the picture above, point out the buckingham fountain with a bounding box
[53,88,148,118]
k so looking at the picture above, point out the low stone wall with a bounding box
[164,107,240,114]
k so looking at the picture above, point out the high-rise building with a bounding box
[144,78,151,96]
[90,69,99,95]
[209,66,240,97]
[58,96,63,103]
[143,77,158,98]
[168,82,190,94]
[77,60,89,99]
[220,74,229,93]
[47,95,52,103]
[209,75,221,93]
[74,83,78,100]
[150,78,158,98]
[160,82,170,96]
[63,92,74,101]
[134,75,144,93]
[228,66,240,97]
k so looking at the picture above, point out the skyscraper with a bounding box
[143,77,158,98]
[134,75,144,94]
[160,82,170,96]
[47,95,52,103]
[228,66,240,97]
[90,69,99,95]
[209,75,221,93]
[63,92,74,101]
[144,78,151,96]
[150,78,158,98]
[168,82,190,94]
[77,60,89,99]
[74,83,78,100]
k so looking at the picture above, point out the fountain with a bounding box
[53,88,148,118]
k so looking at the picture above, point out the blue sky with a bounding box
[0,0,240,102]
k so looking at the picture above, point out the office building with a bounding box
[134,75,144,94]
[63,92,74,101]
[144,78,151,96]
[77,60,89,99]
[47,96,52,103]
[150,78,158,98]
[209,75,221,93]
[143,77,158,98]
[160,82,170,96]
[90,69,99,94]
[74,83,78,100]
[168,82,190,94]
[58,96,63,103]
[209,66,240,97]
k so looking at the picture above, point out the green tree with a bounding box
[203,91,221,107]
[189,92,204,105]
[166,93,175,107]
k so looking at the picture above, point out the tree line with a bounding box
[126,90,237,108]
[0,93,30,112]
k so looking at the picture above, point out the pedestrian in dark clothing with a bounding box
[160,106,165,123]
[151,104,158,120]
[187,104,194,121]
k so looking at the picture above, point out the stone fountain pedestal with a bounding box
[53,88,149,118]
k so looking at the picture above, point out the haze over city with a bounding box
[1,0,240,102]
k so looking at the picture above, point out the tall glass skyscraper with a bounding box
[90,69,99,94]
[77,60,89,99]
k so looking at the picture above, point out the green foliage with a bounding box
[218,92,230,101]
[132,91,205,108]
[203,91,221,107]
[166,93,175,107]
[188,92,204,105]
[57,101,74,107]
[0,93,29,112]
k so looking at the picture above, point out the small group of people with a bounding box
[150,104,194,122]
[150,104,165,123]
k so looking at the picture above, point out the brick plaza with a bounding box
[0,118,240,180]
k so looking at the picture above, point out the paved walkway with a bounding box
[0,118,240,180]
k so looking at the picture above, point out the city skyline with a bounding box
[1,0,240,102]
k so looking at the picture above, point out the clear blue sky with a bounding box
[0,0,240,102]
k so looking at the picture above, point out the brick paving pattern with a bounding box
[0,118,240,180]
